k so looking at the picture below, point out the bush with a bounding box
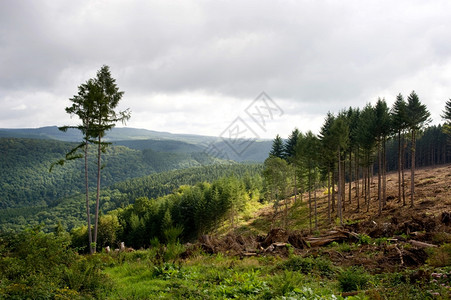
[0,228,112,299]
[280,256,314,273]
[427,243,451,267]
[338,266,370,292]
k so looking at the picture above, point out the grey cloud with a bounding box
[1,0,451,135]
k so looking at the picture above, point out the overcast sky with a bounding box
[1,0,451,139]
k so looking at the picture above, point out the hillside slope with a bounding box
[0,137,226,210]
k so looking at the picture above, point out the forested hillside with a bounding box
[0,163,262,232]
[0,137,226,210]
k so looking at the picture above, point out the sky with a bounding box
[1,0,451,139]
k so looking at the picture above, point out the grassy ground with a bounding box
[100,244,450,300]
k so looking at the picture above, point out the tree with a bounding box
[91,65,130,252]
[53,78,100,254]
[391,94,408,206]
[406,91,431,207]
[284,128,300,159]
[263,156,291,228]
[300,131,320,231]
[318,112,336,223]
[285,128,301,202]
[355,104,376,213]
[374,98,391,214]
[330,114,349,225]
[442,99,451,135]
[269,134,285,159]
[57,65,130,253]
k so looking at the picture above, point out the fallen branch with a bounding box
[409,240,437,248]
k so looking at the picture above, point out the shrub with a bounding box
[427,243,451,267]
[338,266,370,292]
[280,256,314,273]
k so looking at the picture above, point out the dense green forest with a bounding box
[0,137,225,210]
[0,163,262,232]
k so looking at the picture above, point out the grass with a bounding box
[99,246,451,299]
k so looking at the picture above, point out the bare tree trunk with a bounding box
[349,150,352,205]
[314,169,318,231]
[402,135,406,206]
[84,142,93,254]
[337,146,343,225]
[327,168,331,223]
[397,132,402,203]
[378,141,382,215]
[93,136,102,253]
[355,148,360,211]
[342,158,346,211]
[410,130,416,207]
[308,169,312,233]
[331,169,336,212]
[363,167,367,209]
[367,164,371,213]
[382,137,387,207]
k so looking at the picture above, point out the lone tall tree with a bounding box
[91,65,130,252]
[58,65,130,253]
[54,79,100,254]
[406,91,430,207]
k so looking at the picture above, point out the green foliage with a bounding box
[357,234,372,245]
[115,173,260,247]
[0,161,261,233]
[0,229,111,298]
[337,266,370,292]
[279,255,335,278]
[427,243,451,267]
[270,134,285,159]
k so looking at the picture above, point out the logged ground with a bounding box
[191,164,451,274]
[101,164,451,299]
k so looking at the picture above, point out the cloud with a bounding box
[1,0,451,137]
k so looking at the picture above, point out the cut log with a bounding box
[409,240,437,248]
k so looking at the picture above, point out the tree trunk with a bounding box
[348,150,352,205]
[337,146,343,225]
[314,169,318,231]
[84,142,93,254]
[342,157,346,211]
[378,141,382,215]
[331,169,336,213]
[382,137,387,207]
[308,167,312,233]
[355,147,359,199]
[410,130,416,207]
[397,131,402,203]
[93,136,102,253]
[366,164,371,213]
[327,168,331,223]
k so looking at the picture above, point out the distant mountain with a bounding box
[0,126,272,162]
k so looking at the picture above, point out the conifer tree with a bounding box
[269,134,285,159]
[442,99,451,135]
[91,65,130,252]
[406,91,431,207]
[391,94,408,206]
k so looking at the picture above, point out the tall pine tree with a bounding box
[406,91,430,207]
